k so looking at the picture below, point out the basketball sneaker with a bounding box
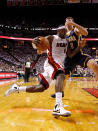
[51,91,64,98]
[4,84,19,97]
[52,104,71,117]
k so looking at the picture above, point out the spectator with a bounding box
[24,57,31,82]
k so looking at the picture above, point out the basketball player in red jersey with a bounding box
[5,26,71,117]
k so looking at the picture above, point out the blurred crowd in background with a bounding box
[0,0,97,79]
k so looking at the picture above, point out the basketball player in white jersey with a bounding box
[5,26,71,117]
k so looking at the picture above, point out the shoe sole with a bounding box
[52,112,71,117]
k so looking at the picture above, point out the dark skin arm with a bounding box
[67,38,86,58]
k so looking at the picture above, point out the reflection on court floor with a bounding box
[0,77,98,131]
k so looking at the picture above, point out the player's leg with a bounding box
[51,74,69,98]
[55,73,65,104]
[51,58,73,98]
[87,59,98,80]
[44,61,71,116]
[4,69,50,97]
[4,77,47,97]
[52,70,71,117]
[78,54,98,80]
[4,59,52,97]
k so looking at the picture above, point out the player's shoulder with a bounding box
[46,35,54,39]
[46,35,54,44]
[53,35,59,39]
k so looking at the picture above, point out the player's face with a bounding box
[65,18,73,31]
[27,57,30,61]
[58,29,66,39]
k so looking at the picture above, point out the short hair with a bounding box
[57,25,65,30]
[65,17,74,21]
[57,25,67,32]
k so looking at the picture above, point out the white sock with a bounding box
[56,92,62,105]
[19,86,27,92]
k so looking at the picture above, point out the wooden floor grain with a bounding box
[0,77,98,131]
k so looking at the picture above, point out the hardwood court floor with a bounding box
[0,77,98,131]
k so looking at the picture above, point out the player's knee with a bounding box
[38,84,47,92]
[40,80,49,91]
[57,73,65,81]
[40,87,46,92]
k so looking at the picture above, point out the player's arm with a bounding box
[67,39,86,58]
[32,55,41,68]
[67,21,88,36]
[32,37,42,54]
[32,36,41,50]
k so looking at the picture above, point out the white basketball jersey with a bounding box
[47,35,67,66]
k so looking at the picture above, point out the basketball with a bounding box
[37,37,50,51]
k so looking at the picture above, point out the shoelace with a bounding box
[61,103,69,107]
[63,104,69,107]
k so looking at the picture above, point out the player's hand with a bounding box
[32,37,41,49]
[65,21,75,26]
[32,37,41,45]
[79,38,86,48]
